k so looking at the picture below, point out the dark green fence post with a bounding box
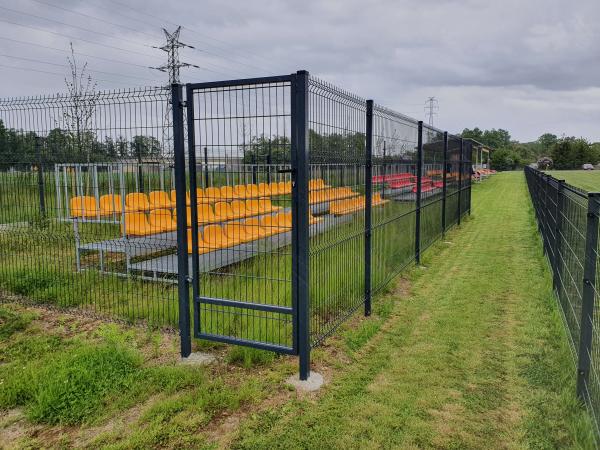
[292,70,311,381]
[554,180,565,293]
[457,138,463,225]
[576,193,600,399]
[364,100,373,316]
[441,131,448,235]
[415,121,423,264]
[172,83,191,358]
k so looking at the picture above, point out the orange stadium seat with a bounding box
[126,193,151,211]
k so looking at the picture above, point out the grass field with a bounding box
[548,170,600,192]
[0,172,596,448]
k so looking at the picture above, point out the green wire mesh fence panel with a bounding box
[420,124,446,252]
[445,135,462,229]
[525,167,600,437]
[370,105,418,292]
[307,77,367,346]
[0,87,180,328]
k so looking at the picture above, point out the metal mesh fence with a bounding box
[371,105,418,292]
[307,77,367,346]
[0,73,473,377]
[0,87,182,328]
[524,166,600,438]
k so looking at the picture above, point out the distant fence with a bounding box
[524,167,600,436]
[0,72,472,379]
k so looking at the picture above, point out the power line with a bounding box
[82,0,275,76]
[0,53,162,83]
[104,0,282,72]
[2,4,251,79]
[0,17,162,60]
[0,5,153,52]
[26,0,163,42]
[0,62,155,86]
[0,36,153,70]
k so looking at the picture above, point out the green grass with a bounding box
[0,173,596,448]
[548,170,600,192]
[0,312,275,448]
[230,172,596,449]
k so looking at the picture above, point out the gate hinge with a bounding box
[179,100,187,108]
[584,278,591,286]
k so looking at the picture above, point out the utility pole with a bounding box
[424,96,439,127]
[150,27,198,155]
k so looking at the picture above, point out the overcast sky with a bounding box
[0,0,598,142]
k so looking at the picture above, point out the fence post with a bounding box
[576,193,600,400]
[554,180,565,293]
[136,140,144,193]
[415,121,423,264]
[292,70,311,380]
[186,86,201,338]
[381,141,386,199]
[466,140,472,215]
[203,147,209,188]
[364,100,373,316]
[267,140,272,184]
[35,137,46,218]
[457,138,463,225]
[441,131,448,235]
[172,83,191,358]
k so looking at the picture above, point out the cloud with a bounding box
[0,0,599,141]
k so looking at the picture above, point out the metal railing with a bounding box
[524,166,600,437]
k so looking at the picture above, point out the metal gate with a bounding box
[172,73,311,373]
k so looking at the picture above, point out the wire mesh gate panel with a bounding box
[182,76,298,354]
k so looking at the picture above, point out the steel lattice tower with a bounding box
[150,27,198,156]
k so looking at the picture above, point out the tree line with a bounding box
[0,120,163,167]
[460,127,600,171]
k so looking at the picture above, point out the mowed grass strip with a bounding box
[231,172,596,449]
[548,170,600,192]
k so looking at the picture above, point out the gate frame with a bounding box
[173,73,313,379]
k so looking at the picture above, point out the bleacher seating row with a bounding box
[186,211,321,254]
[69,179,337,218]
[309,186,359,204]
[330,193,389,216]
[120,198,285,236]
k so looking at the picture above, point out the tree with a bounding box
[461,128,510,148]
[550,138,596,169]
[130,135,162,158]
[62,43,98,165]
[242,135,291,164]
[490,148,521,171]
[538,133,558,152]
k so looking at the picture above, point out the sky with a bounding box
[0,0,599,142]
